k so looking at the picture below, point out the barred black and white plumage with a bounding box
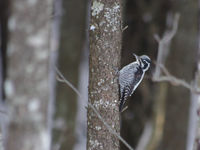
[119,54,151,112]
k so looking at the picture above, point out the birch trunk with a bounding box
[187,1,200,148]
[5,0,53,150]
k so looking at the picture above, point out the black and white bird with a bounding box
[119,53,151,112]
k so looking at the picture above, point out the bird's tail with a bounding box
[119,98,125,112]
[119,89,127,112]
[119,90,128,112]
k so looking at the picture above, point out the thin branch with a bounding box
[55,67,134,150]
[122,25,128,32]
[157,63,171,77]
[153,62,200,94]
[121,106,128,113]
[153,13,180,80]
[150,12,199,150]
[162,13,179,42]
[152,13,200,93]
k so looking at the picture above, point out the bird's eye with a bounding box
[142,60,148,64]
[143,59,151,64]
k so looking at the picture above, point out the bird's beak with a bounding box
[132,53,139,61]
[133,53,142,66]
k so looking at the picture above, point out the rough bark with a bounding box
[87,0,122,150]
[5,0,53,150]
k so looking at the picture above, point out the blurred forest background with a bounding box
[0,0,200,150]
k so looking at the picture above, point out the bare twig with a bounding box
[149,12,200,150]
[153,13,180,80]
[152,12,200,93]
[55,67,134,150]
[153,62,200,93]
[122,25,128,32]
[121,106,128,113]
[157,63,171,77]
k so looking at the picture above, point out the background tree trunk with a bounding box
[120,0,170,149]
[121,0,198,150]
[5,0,53,150]
[188,1,200,148]
[0,1,9,148]
[0,0,9,102]
[87,0,122,149]
[158,2,198,150]
[52,0,88,149]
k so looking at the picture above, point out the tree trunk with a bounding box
[0,0,9,102]
[120,1,170,149]
[159,2,198,150]
[0,1,9,148]
[52,0,88,149]
[186,1,200,149]
[5,0,53,150]
[87,0,122,150]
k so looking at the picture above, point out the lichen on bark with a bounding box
[87,0,122,150]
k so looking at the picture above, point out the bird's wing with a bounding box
[119,64,143,111]
[119,63,143,94]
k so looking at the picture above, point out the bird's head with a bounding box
[133,53,151,71]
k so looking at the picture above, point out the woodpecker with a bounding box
[119,53,151,112]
